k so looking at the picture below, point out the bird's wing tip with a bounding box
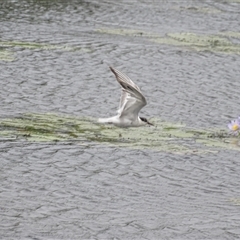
[109,66,115,72]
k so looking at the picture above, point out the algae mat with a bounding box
[0,49,15,62]
[0,113,239,154]
[0,41,92,51]
[0,41,92,61]
[97,28,240,54]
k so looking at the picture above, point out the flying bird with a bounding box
[98,67,152,127]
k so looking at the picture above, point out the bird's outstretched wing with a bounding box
[110,67,147,120]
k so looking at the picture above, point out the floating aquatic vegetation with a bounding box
[0,113,239,154]
[197,138,240,151]
[152,32,240,54]
[167,33,230,47]
[229,198,240,206]
[0,41,92,52]
[97,28,240,54]
[172,6,222,14]
[96,28,160,38]
[0,49,15,61]
[218,31,240,39]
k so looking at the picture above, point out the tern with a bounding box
[98,66,153,127]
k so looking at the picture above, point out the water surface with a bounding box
[1,0,240,239]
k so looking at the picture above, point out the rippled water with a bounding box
[1,0,240,239]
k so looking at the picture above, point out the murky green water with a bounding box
[1,0,240,239]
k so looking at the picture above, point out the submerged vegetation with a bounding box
[0,113,239,154]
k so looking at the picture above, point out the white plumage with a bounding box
[98,67,152,127]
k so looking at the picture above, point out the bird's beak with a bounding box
[147,120,154,126]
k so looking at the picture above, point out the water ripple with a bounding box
[1,0,240,239]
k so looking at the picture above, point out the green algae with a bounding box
[96,28,160,38]
[197,138,240,151]
[0,41,92,52]
[0,113,239,154]
[152,32,240,54]
[171,5,222,14]
[229,198,240,206]
[0,49,15,61]
[167,33,231,47]
[97,28,240,54]
[218,31,240,40]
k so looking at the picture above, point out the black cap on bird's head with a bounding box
[140,117,153,126]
